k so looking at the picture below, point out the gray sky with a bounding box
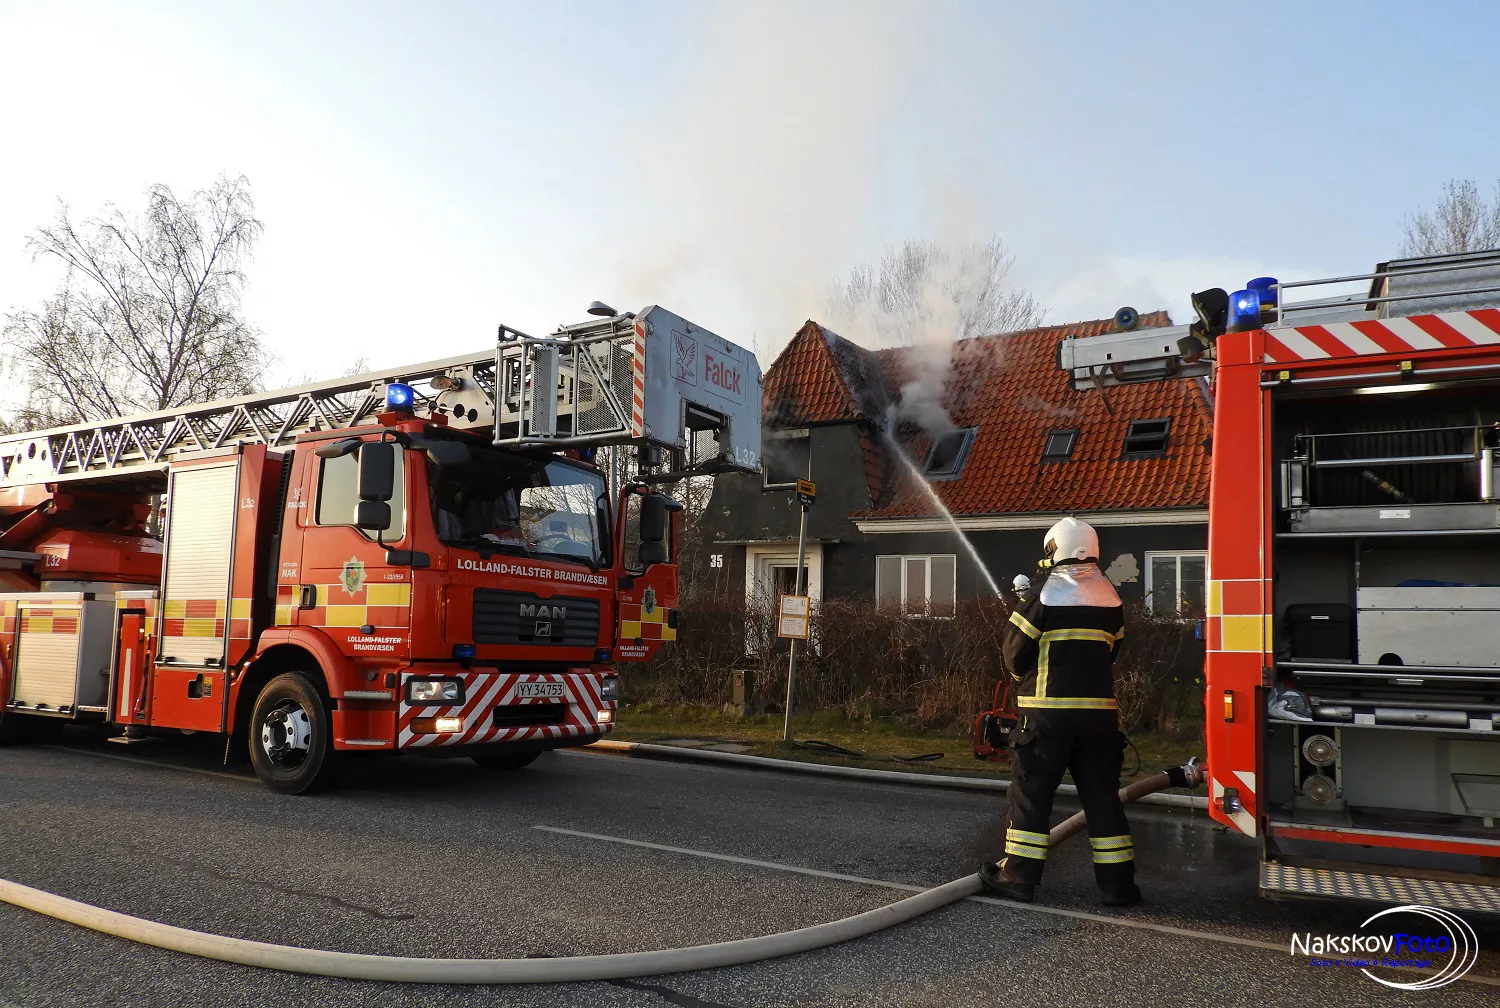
[3,0,1498,389]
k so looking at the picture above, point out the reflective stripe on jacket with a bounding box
[1003,565,1124,731]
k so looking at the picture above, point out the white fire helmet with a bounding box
[1043,516,1099,563]
[1012,574,1031,593]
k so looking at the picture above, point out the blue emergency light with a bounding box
[452,643,476,659]
[385,382,416,411]
[1226,289,1262,333]
[1246,276,1279,307]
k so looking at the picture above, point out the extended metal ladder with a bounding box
[0,323,644,489]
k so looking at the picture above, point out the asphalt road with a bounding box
[1,729,1497,1008]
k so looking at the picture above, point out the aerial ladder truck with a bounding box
[0,304,761,793]
[1057,251,1500,916]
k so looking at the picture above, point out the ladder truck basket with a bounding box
[489,306,762,475]
[0,305,762,488]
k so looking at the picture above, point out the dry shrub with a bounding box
[1113,602,1205,735]
[623,594,1204,732]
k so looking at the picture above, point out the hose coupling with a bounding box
[1165,756,1204,790]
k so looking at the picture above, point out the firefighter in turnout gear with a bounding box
[979,517,1141,907]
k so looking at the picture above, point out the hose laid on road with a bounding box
[0,762,1202,984]
[1049,765,1199,846]
[586,739,1208,810]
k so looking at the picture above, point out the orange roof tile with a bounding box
[762,321,864,427]
[758,313,1213,518]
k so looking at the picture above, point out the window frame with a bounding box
[1121,418,1172,459]
[314,443,408,542]
[1041,427,1079,464]
[762,428,811,489]
[875,553,957,618]
[923,428,978,482]
[1144,550,1206,617]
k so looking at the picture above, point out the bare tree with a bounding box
[1400,178,1500,257]
[2,175,268,429]
[667,474,719,599]
[825,237,1043,346]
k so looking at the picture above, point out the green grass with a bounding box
[611,703,1204,783]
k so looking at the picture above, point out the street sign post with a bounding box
[782,476,814,742]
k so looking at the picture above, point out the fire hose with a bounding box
[0,760,1204,984]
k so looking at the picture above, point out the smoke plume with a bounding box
[824,237,1042,436]
[613,3,950,358]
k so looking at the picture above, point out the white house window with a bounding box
[1145,551,1206,616]
[876,554,956,616]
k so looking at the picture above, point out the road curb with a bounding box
[582,739,1209,811]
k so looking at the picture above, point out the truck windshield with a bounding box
[429,453,609,568]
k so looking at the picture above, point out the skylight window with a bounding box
[923,427,977,481]
[1042,428,1078,463]
[1122,418,1171,458]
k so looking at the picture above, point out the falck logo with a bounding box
[670,330,698,386]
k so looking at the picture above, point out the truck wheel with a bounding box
[471,751,540,771]
[249,672,341,794]
[0,712,65,746]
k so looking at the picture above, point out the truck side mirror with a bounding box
[355,440,395,531]
[355,499,392,531]
[358,441,395,503]
[639,493,668,567]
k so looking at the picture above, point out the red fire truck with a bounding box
[1059,252,1500,915]
[0,304,760,793]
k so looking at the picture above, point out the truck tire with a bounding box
[249,672,341,794]
[0,711,65,746]
[471,751,540,771]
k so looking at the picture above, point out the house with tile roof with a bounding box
[694,312,1213,616]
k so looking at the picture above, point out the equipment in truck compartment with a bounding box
[1358,584,1500,667]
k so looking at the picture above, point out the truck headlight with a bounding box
[600,675,619,702]
[408,678,465,704]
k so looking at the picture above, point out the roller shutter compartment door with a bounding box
[13,605,83,708]
[160,465,239,667]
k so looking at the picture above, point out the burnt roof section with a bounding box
[759,313,1212,518]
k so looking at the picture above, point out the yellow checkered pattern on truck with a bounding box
[618,600,675,643]
[275,582,412,628]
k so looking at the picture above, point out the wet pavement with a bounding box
[0,728,1496,1007]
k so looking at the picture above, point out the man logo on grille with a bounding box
[535,621,553,638]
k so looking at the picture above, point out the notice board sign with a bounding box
[778,594,810,639]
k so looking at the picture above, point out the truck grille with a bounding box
[473,589,599,648]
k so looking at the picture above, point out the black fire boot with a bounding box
[978,861,1036,903]
[1100,884,1142,908]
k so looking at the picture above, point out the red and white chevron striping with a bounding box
[630,319,647,438]
[1262,309,1500,363]
[397,672,611,749]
